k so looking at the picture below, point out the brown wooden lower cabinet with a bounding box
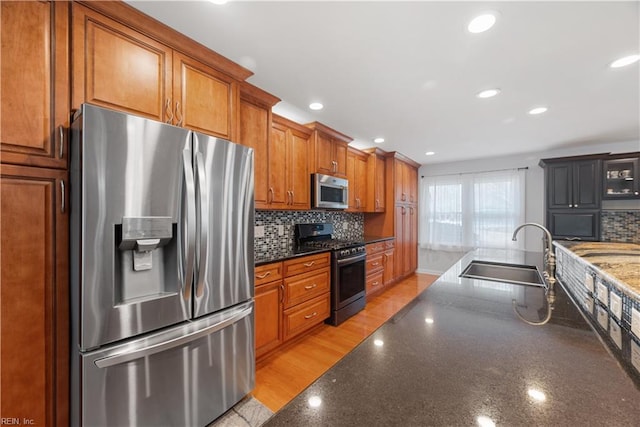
[255,280,284,358]
[254,253,330,360]
[0,164,69,427]
[283,294,330,340]
[365,239,395,297]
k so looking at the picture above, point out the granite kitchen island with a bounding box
[264,248,640,426]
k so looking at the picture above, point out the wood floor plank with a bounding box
[253,273,439,412]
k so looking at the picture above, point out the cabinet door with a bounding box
[173,51,238,139]
[1,1,69,169]
[72,4,172,121]
[548,210,600,241]
[373,155,386,212]
[268,123,289,208]
[1,165,69,427]
[240,99,270,208]
[547,163,573,209]
[603,157,640,199]
[395,161,408,203]
[407,165,418,204]
[383,249,395,285]
[394,205,406,278]
[255,281,283,358]
[355,153,368,210]
[333,140,348,178]
[315,132,335,175]
[288,129,311,209]
[408,205,418,272]
[573,160,601,208]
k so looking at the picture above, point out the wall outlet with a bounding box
[255,225,265,238]
[610,320,622,349]
[596,280,608,306]
[609,292,622,320]
[278,225,284,236]
[632,308,640,339]
[583,273,594,293]
[597,306,608,330]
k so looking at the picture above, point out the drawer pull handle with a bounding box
[372,281,380,286]
[372,262,380,266]
[304,312,318,319]
[304,284,317,290]
[256,271,271,279]
[58,126,64,158]
[303,261,315,267]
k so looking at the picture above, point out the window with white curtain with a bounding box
[419,169,526,251]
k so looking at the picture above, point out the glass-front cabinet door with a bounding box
[603,156,639,199]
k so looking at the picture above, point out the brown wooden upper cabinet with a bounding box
[365,148,386,212]
[395,158,418,205]
[263,115,312,210]
[1,1,70,169]
[72,3,248,141]
[306,122,352,178]
[239,82,281,209]
[346,147,369,212]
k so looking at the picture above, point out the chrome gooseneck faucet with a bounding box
[511,223,557,325]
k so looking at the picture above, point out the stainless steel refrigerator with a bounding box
[70,104,255,426]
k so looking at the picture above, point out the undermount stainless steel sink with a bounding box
[460,260,545,287]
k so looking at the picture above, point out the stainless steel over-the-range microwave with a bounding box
[312,173,349,209]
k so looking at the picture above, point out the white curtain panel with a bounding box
[419,169,526,251]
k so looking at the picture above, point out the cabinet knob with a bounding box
[574,204,578,208]
[635,192,639,195]
[569,204,573,208]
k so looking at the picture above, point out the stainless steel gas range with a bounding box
[295,223,366,325]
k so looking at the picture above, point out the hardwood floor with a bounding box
[252,273,439,412]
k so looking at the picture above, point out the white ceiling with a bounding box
[126,1,640,165]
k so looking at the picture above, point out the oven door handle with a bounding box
[336,254,366,265]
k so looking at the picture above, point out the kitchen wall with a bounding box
[418,139,640,274]
[254,210,364,258]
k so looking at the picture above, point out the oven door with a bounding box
[332,253,366,309]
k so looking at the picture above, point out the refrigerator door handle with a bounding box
[195,151,208,298]
[181,149,197,300]
[94,303,253,369]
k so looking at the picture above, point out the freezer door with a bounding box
[193,133,255,317]
[71,104,195,350]
[74,301,254,427]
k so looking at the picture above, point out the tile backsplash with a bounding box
[254,210,364,256]
[601,210,640,243]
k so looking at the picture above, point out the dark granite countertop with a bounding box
[265,248,640,426]
[255,236,394,265]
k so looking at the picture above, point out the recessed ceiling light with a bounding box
[373,339,384,347]
[208,0,228,4]
[477,416,496,427]
[425,318,434,324]
[528,107,548,115]
[477,88,501,99]
[468,13,497,33]
[373,137,385,143]
[610,54,640,68]
[425,151,435,156]
[309,102,323,111]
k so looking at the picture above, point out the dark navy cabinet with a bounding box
[541,154,603,241]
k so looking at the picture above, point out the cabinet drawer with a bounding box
[283,252,330,276]
[283,293,330,340]
[255,262,283,286]
[284,267,330,308]
[366,254,384,274]
[366,271,384,294]
[366,242,385,255]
